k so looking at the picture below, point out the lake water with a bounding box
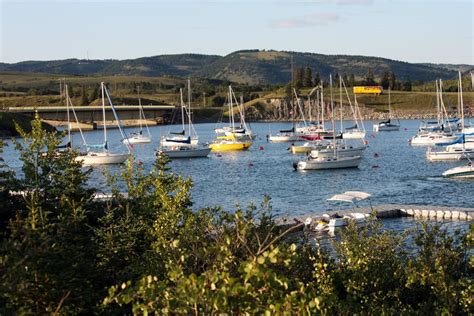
[2,120,473,222]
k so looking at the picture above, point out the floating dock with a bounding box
[280,204,473,226]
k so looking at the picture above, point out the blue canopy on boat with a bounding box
[436,134,464,146]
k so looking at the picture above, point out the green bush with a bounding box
[0,116,472,314]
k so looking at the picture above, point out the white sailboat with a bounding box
[295,75,362,171]
[122,86,151,144]
[158,80,211,159]
[410,79,458,146]
[342,82,366,139]
[75,82,131,166]
[373,88,400,132]
[160,82,199,148]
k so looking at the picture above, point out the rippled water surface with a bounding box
[3,120,473,219]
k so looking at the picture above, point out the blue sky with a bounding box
[0,0,472,64]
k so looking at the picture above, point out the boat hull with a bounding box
[75,152,129,166]
[160,138,199,147]
[410,134,459,146]
[442,165,474,178]
[373,124,400,132]
[267,134,301,143]
[296,156,361,170]
[342,131,366,139]
[209,141,252,152]
[122,136,151,144]
[159,147,211,158]
[427,149,474,161]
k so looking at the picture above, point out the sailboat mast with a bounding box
[388,87,392,120]
[436,80,440,125]
[188,79,192,137]
[339,76,343,132]
[101,82,107,151]
[459,71,464,131]
[137,86,143,131]
[65,84,72,144]
[180,88,186,132]
[321,81,325,128]
[329,75,336,157]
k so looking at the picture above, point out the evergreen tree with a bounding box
[295,67,304,89]
[402,79,412,91]
[365,68,376,86]
[380,71,390,89]
[349,74,356,86]
[389,71,397,90]
[88,84,99,103]
[303,67,313,87]
[80,86,88,106]
[314,72,321,86]
[342,74,349,86]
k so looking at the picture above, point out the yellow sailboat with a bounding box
[210,86,253,152]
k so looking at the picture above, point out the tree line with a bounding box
[291,66,413,91]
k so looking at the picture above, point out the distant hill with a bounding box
[1,50,471,85]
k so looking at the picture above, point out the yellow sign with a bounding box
[353,86,383,95]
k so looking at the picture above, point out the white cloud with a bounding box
[269,12,341,28]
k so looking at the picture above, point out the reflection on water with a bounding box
[2,120,473,220]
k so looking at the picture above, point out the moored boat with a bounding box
[442,163,474,178]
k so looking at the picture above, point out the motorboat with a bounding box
[442,163,474,178]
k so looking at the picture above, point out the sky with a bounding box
[0,0,472,65]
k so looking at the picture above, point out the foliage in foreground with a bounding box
[0,117,472,314]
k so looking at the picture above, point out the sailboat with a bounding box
[410,79,458,146]
[342,88,366,139]
[209,86,253,151]
[158,81,211,158]
[295,75,362,171]
[373,88,400,131]
[427,73,474,160]
[122,86,151,144]
[75,82,131,166]
[160,82,199,148]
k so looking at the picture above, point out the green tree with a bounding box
[295,67,304,89]
[88,84,99,103]
[314,72,321,86]
[389,71,397,90]
[349,73,356,86]
[80,85,89,106]
[303,67,313,87]
[380,71,391,89]
[365,68,376,86]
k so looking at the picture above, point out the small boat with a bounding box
[312,212,370,232]
[442,163,474,178]
[373,88,400,132]
[342,129,366,139]
[426,135,474,161]
[158,146,211,158]
[267,131,301,143]
[295,155,361,170]
[122,86,151,144]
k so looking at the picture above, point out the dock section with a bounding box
[281,204,473,226]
